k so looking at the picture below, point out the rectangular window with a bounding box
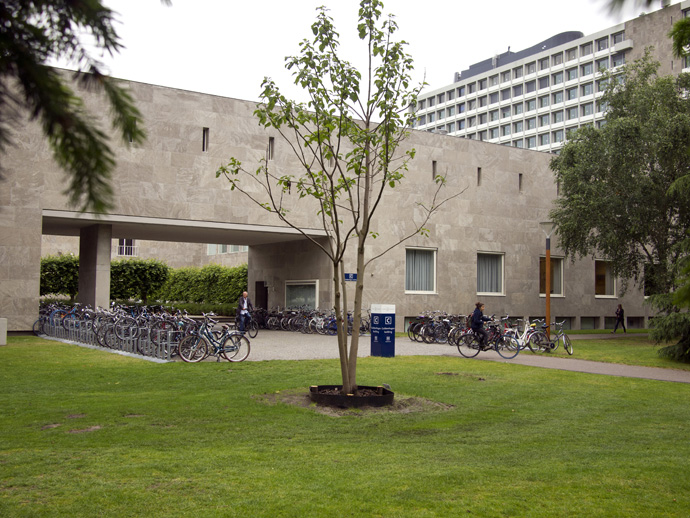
[447,106,455,117]
[566,67,578,81]
[525,99,536,112]
[458,102,466,113]
[447,89,455,101]
[538,95,549,108]
[418,99,426,110]
[479,96,488,108]
[501,88,511,101]
[428,96,435,107]
[567,106,579,120]
[526,117,536,130]
[479,113,488,125]
[286,281,319,309]
[566,47,577,61]
[581,102,594,116]
[513,66,523,79]
[597,78,609,92]
[501,106,511,119]
[428,113,435,123]
[437,92,445,104]
[500,71,510,83]
[539,57,550,70]
[612,31,625,45]
[118,238,136,257]
[612,53,625,67]
[513,102,523,116]
[552,90,564,104]
[458,119,466,130]
[501,124,511,137]
[552,129,564,143]
[490,92,499,104]
[581,82,593,97]
[478,78,487,90]
[267,136,275,160]
[513,139,524,148]
[552,52,563,66]
[552,71,564,85]
[418,115,426,126]
[490,74,500,86]
[447,122,455,132]
[580,62,593,76]
[540,257,564,295]
[581,41,593,56]
[596,57,609,72]
[525,80,536,93]
[468,116,476,127]
[526,62,536,74]
[539,133,550,146]
[513,121,523,133]
[457,86,466,97]
[539,114,550,127]
[477,167,482,186]
[202,127,210,152]
[437,109,445,119]
[595,260,616,296]
[468,99,477,110]
[406,248,436,293]
[489,109,499,122]
[552,110,564,124]
[513,84,523,97]
[468,82,476,94]
[596,36,609,52]
[477,253,504,294]
[566,87,578,101]
[526,135,537,148]
[538,76,550,89]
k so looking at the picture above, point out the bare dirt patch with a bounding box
[68,425,102,434]
[256,387,454,417]
[67,414,86,419]
[41,423,61,430]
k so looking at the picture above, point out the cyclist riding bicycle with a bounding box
[471,301,492,350]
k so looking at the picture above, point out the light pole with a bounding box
[540,221,556,340]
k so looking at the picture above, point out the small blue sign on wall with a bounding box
[344,273,357,281]
[370,304,395,357]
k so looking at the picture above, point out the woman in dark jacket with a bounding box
[471,301,492,348]
[612,304,626,333]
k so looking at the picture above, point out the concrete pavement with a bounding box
[244,330,690,384]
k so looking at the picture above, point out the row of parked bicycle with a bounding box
[259,307,371,335]
[407,311,573,359]
[33,303,254,362]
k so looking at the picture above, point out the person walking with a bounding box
[471,301,492,349]
[612,304,626,333]
[237,291,253,334]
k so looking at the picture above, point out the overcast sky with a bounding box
[89,0,677,103]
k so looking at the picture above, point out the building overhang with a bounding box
[41,210,328,246]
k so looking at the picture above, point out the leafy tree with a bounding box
[550,52,690,360]
[217,0,458,394]
[0,1,167,211]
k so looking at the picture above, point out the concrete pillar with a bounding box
[78,224,112,309]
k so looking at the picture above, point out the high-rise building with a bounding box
[413,1,689,153]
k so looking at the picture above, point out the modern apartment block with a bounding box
[413,1,690,153]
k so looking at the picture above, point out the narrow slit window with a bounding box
[518,173,523,192]
[268,137,275,160]
[432,160,437,180]
[477,167,482,186]
[202,127,210,152]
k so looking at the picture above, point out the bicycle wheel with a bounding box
[496,335,520,359]
[178,335,208,363]
[248,320,259,339]
[528,332,549,353]
[457,332,481,358]
[562,333,574,355]
[221,333,250,362]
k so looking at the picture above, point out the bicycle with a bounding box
[504,318,547,351]
[456,317,520,359]
[179,313,250,362]
[528,321,573,355]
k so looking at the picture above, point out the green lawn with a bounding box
[1,336,689,517]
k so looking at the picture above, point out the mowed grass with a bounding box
[1,336,689,517]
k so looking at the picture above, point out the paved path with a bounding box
[244,330,690,384]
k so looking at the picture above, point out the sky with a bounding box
[84,0,678,104]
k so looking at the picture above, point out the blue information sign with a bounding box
[344,273,357,281]
[370,304,395,357]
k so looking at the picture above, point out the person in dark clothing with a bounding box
[237,291,253,333]
[471,301,492,348]
[612,304,626,333]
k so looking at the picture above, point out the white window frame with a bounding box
[539,256,565,297]
[477,252,505,296]
[594,260,617,298]
[405,247,437,294]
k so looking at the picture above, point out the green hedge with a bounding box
[40,256,247,306]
